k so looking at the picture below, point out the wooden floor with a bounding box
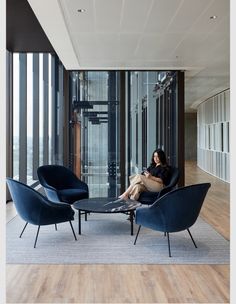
[6,161,230,303]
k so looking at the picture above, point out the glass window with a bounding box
[70,71,120,197]
[13,53,20,180]
[27,54,33,184]
[12,53,64,185]
[69,70,180,195]
[48,55,52,164]
[39,54,44,166]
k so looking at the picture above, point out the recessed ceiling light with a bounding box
[210,15,217,20]
[77,9,86,13]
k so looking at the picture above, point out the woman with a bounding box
[119,149,170,200]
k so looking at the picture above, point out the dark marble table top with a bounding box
[73,197,141,213]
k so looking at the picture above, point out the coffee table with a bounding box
[73,197,141,235]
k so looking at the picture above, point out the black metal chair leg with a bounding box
[187,228,197,248]
[19,222,28,238]
[78,210,81,235]
[134,225,141,245]
[55,224,57,231]
[85,212,87,221]
[69,221,77,241]
[167,232,171,257]
[34,226,40,248]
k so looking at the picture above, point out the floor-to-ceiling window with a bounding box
[69,70,184,197]
[69,71,121,197]
[12,54,20,180]
[10,53,65,185]
[126,71,183,182]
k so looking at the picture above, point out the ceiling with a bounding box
[27,0,230,112]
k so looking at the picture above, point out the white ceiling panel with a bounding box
[189,0,229,34]
[74,34,97,59]
[118,34,140,59]
[94,0,123,32]
[59,0,95,33]
[167,0,211,33]
[175,33,211,61]
[27,0,230,111]
[145,0,181,33]
[121,0,153,32]
[134,34,165,59]
[94,33,120,60]
[136,32,185,60]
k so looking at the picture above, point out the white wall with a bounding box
[197,89,230,182]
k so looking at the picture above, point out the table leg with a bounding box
[130,210,134,235]
[78,210,81,235]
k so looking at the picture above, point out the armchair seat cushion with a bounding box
[58,188,89,204]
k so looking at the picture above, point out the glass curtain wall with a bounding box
[11,53,64,185]
[126,71,179,181]
[69,70,182,197]
[69,71,120,198]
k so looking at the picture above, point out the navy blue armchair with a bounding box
[37,165,89,204]
[6,178,77,248]
[134,183,211,257]
[138,166,180,205]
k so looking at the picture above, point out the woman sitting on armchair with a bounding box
[119,149,170,201]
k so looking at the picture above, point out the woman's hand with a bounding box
[144,171,163,184]
[144,171,151,178]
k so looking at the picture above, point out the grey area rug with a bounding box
[6,212,230,264]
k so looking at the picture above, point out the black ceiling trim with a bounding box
[7,0,55,53]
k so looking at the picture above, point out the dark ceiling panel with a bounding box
[7,0,55,53]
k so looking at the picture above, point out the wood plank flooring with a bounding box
[6,161,230,303]
[185,161,230,240]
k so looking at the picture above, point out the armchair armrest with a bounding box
[43,183,57,191]
[72,179,89,192]
[44,187,61,203]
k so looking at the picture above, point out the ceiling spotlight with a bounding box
[77,8,86,13]
[210,15,217,20]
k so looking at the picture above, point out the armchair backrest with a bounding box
[156,166,180,198]
[166,166,180,188]
[37,165,80,189]
[150,183,211,232]
[6,178,50,224]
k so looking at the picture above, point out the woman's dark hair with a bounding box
[150,149,167,166]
